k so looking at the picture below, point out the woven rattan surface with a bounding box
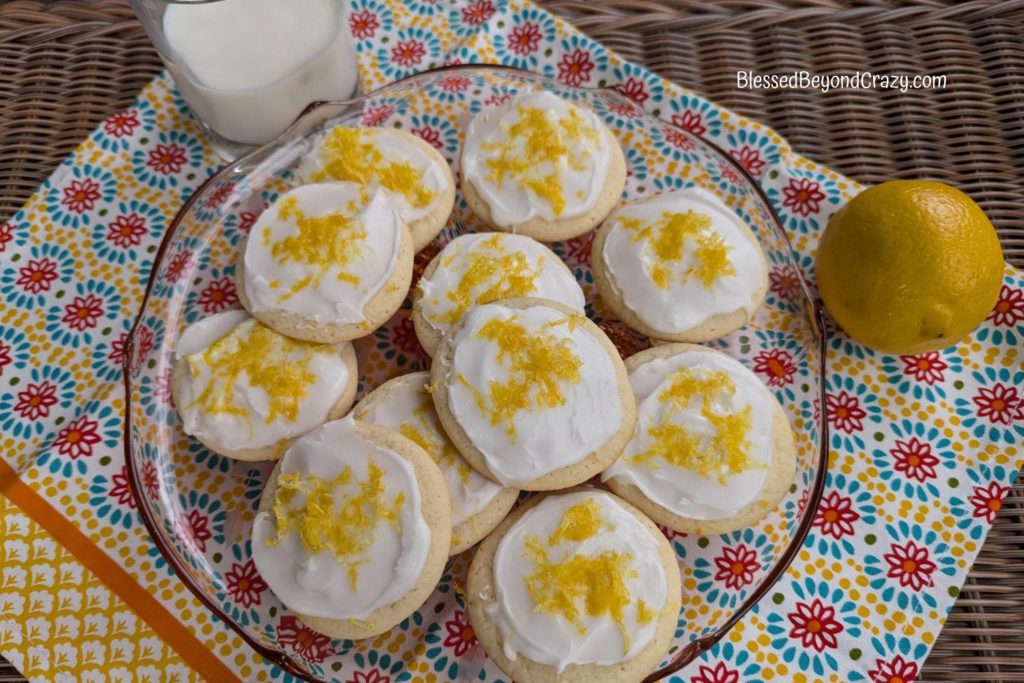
[0,1,1021,680]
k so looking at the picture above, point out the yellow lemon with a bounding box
[816,180,1003,354]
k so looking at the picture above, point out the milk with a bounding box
[163,0,358,146]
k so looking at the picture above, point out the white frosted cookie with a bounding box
[431,298,635,491]
[296,126,455,251]
[461,90,626,241]
[354,371,519,555]
[171,309,358,461]
[237,182,413,343]
[252,416,451,639]
[467,488,680,683]
[602,343,796,535]
[592,188,768,342]
[412,232,585,356]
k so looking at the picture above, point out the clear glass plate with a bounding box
[124,65,828,682]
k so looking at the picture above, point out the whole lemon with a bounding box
[816,180,1003,354]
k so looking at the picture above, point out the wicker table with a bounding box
[0,1,1021,680]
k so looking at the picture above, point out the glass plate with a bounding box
[124,65,828,682]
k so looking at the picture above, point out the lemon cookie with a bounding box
[412,232,585,356]
[592,188,768,342]
[467,488,680,683]
[461,90,626,242]
[431,298,635,491]
[602,343,796,535]
[237,181,414,343]
[172,309,358,461]
[354,371,519,555]
[252,416,451,639]
[297,126,455,251]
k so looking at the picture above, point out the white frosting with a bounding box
[241,182,403,324]
[355,372,505,526]
[445,302,623,486]
[417,233,585,338]
[252,416,431,620]
[463,90,611,226]
[175,312,351,452]
[486,490,667,671]
[297,126,450,223]
[602,350,774,520]
[600,188,766,334]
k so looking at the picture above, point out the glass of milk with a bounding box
[131,0,359,158]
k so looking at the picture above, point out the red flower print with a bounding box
[987,285,1024,327]
[461,0,495,26]
[615,77,649,105]
[729,145,765,176]
[225,559,268,608]
[103,109,140,138]
[391,39,426,68]
[507,22,541,56]
[825,390,866,433]
[443,609,478,657]
[61,178,101,214]
[565,231,594,264]
[718,161,742,185]
[690,661,740,683]
[207,182,235,209]
[769,266,803,301]
[557,48,594,87]
[663,127,696,152]
[154,366,175,407]
[141,460,160,499]
[484,93,512,107]
[900,352,947,385]
[348,670,391,683]
[182,509,212,553]
[890,437,939,482]
[0,341,12,377]
[438,75,472,93]
[782,177,826,217]
[753,349,796,387]
[972,383,1023,425]
[108,331,129,367]
[106,213,148,249]
[672,110,707,137]
[813,490,859,539]
[109,466,136,509]
[868,654,919,683]
[164,250,192,283]
[361,103,396,127]
[53,416,101,460]
[411,125,443,150]
[237,210,258,234]
[797,487,811,516]
[391,317,427,359]
[278,616,333,663]
[713,544,761,590]
[15,382,58,421]
[348,9,380,40]
[658,524,687,543]
[969,481,1008,524]
[884,540,937,591]
[609,101,641,119]
[61,294,104,332]
[147,143,188,175]
[0,221,15,252]
[787,598,843,652]
[197,277,239,314]
[135,325,155,362]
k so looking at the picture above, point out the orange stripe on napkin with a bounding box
[0,460,240,683]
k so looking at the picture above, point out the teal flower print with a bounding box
[0,364,76,438]
[131,130,205,191]
[765,578,862,677]
[953,366,1024,444]
[872,419,955,501]
[693,527,775,609]
[1,242,74,309]
[96,100,157,152]
[949,464,1016,539]
[89,465,138,530]
[807,473,876,558]
[45,279,122,347]
[863,521,957,611]
[492,8,557,70]
[879,347,961,402]
[39,400,120,477]
[848,633,928,682]
[376,27,442,80]
[45,163,117,228]
[542,35,610,88]
[824,373,881,451]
